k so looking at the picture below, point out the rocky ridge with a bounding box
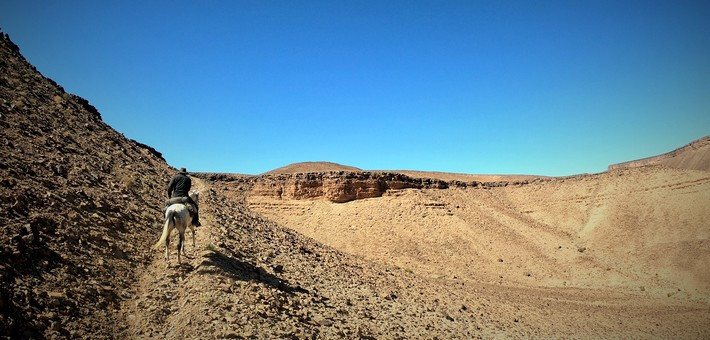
[212,172,710,339]
[608,135,710,171]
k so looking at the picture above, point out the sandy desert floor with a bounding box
[247,165,710,337]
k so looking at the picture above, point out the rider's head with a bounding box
[180,167,187,174]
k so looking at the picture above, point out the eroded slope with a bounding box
[609,136,710,171]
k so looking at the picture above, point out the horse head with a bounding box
[189,190,200,204]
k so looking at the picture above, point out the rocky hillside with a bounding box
[608,136,710,171]
[0,32,174,338]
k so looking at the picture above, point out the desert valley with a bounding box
[1,32,710,339]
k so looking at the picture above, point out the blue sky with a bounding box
[1,1,708,175]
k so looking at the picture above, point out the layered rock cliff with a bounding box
[251,171,536,203]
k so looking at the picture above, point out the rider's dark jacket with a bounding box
[167,171,191,199]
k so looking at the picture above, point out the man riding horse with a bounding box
[167,167,200,227]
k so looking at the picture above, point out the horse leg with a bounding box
[165,235,170,264]
[177,231,184,265]
[190,223,196,249]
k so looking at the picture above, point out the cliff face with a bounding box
[249,171,535,203]
[252,172,449,202]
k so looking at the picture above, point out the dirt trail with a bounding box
[121,178,217,337]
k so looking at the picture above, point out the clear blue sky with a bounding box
[1,1,708,175]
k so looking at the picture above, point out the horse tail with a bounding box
[154,209,175,250]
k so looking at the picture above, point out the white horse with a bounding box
[154,191,199,266]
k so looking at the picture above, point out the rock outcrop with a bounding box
[251,171,538,203]
[252,172,449,202]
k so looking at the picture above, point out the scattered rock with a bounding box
[272,264,284,273]
[313,316,334,326]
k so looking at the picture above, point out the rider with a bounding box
[167,167,200,227]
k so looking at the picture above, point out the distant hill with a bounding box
[263,162,361,175]
[609,136,710,171]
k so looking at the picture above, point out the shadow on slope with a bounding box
[198,248,308,295]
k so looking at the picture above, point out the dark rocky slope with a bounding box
[0,32,173,338]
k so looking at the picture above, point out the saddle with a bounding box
[165,197,196,214]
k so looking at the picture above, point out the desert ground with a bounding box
[245,161,710,338]
[2,31,710,338]
[249,165,710,300]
